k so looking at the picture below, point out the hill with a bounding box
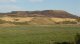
[0,10,78,18]
[0,10,78,25]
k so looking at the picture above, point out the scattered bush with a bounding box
[0,19,29,25]
[61,21,77,24]
[11,22,29,25]
[75,33,80,44]
[52,42,71,44]
[13,19,19,21]
[0,19,6,24]
[76,17,80,22]
[55,22,61,24]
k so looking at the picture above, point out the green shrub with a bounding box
[61,21,77,24]
[0,19,6,24]
[11,22,29,25]
[55,22,61,24]
[75,33,80,44]
[77,17,80,22]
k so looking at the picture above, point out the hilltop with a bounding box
[0,10,78,18]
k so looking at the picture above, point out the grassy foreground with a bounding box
[0,25,80,44]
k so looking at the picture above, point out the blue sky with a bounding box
[0,0,80,16]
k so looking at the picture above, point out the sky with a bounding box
[0,0,80,16]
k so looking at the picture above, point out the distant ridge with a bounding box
[0,10,78,18]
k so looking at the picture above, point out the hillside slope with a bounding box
[0,10,78,18]
[0,10,78,25]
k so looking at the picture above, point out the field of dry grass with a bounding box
[0,17,77,22]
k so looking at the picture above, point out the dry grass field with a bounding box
[0,17,77,22]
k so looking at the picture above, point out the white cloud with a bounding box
[0,5,27,12]
[0,0,16,2]
[29,0,44,3]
